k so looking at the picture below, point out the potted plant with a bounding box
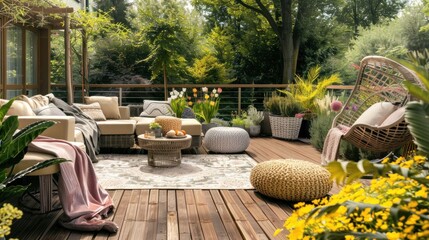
[190,87,222,134]
[264,92,304,140]
[149,122,163,138]
[278,66,342,138]
[246,105,264,137]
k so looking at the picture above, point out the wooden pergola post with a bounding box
[82,29,89,101]
[64,13,73,104]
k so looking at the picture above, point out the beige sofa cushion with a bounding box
[74,102,106,121]
[97,120,136,135]
[14,152,60,176]
[84,96,121,119]
[135,117,201,136]
[16,94,49,109]
[0,99,36,116]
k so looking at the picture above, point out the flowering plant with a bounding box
[0,203,23,238]
[275,154,429,239]
[190,87,222,123]
[169,88,188,117]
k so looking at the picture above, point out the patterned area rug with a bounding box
[93,154,257,189]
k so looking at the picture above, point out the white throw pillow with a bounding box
[354,102,397,126]
[0,99,36,116]
[380,107,405,127]
[140,100,174,117]
[84,96,121,119]
[74,102,107,121]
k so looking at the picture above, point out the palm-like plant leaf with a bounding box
[405,101,429,155]
[2,158,68,186]
[0,120,55,169]
[0,98,15,122]
[0,185,28,203]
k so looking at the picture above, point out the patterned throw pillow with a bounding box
[74,102,107,121]
[140,100,174,117]
[33,103,66,116]
[16,94,49,110]
[84,96,121,119]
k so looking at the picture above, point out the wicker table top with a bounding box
[137,134,192,151]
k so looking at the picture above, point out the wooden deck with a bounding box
[10,138,338,240]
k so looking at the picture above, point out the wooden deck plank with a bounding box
[176,190,191,240]
[184,190,204,240]
[156,190,168,240]
[10,138,334,240]
[167,190,179,240]
[210,190,243,240]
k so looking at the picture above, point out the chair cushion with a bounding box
[140,100,174,117]
[97,120,136,135]
[354,102,397,126]
[0,99,36,116]
[380,107,405,127]
[74,102,106,121]
[134,117,202,136]
[84,96,121,119]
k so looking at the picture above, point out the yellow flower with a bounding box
[204,94,209,100]
[386,232,401,239]
[413,155,427,164]
[188,101,193,106]
[210,101,215,106]
[192,88,197,93]
[416,187,428,198]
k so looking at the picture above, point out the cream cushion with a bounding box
[250,159,332,201]
[16,95,49,109]
[0,99,36,116]
[380,107,405,127]
[354,102,396,126]
[74,102,106,121]
[96,120,136,135]
[84,96,121,119]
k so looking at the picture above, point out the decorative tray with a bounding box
[165,135,187,139]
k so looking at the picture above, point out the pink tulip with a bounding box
[217,88,222,93]
[295,113,305,118]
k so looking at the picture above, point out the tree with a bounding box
[93,0,132,28]
[337,0,407,36]
[199,0,340,84]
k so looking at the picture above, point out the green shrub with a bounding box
[309,112,336,151]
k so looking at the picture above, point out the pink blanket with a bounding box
[321,125,350,165]
[28,136,118,232]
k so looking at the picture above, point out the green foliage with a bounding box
[231,117,245,126]
[0,99,67,203]
[188,54,234,84]
[278,66,342,113]
[309,112,336,151]
[149,122,161,129]
[94,0,132,27]
[264,93,303,117]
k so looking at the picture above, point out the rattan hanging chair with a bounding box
[322,56,422,162]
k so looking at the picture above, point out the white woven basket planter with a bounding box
[269,115,302,140]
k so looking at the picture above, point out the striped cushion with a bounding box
[140,100,174,117]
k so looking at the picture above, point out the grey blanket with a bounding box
[48,96,100,162]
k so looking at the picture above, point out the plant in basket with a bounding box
[264,92,304,140]
[149,121,162,138]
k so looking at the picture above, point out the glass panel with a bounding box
[26,89,37,96]
[6,89,22,99]
[6,25,23,85]
[26,30,37,85]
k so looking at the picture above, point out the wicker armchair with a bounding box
[328,56,422,154]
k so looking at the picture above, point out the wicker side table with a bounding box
[138,134,192,167]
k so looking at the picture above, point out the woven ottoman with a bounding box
[250,159,332,201]
[203,127,250,153]
[155,116,182,135]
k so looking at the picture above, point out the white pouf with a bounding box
[203,127,250,153]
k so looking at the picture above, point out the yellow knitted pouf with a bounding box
[250,159,332,201]
[155,116,182,135]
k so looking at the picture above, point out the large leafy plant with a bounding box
[278,65,342,113]
[0,99,67,203]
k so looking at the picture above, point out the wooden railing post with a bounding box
[238,87,241,114]
[119,87,123,106]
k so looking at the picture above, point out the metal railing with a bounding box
[51,83,354,120]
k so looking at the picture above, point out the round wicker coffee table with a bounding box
[138,134,192,167]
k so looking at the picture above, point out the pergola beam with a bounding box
[64,14,73,104]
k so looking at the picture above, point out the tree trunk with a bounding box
[163,63,168,100]
[280,0,294,84]
[292,1,305,78]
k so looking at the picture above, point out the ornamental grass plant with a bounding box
[190,87,222,123]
